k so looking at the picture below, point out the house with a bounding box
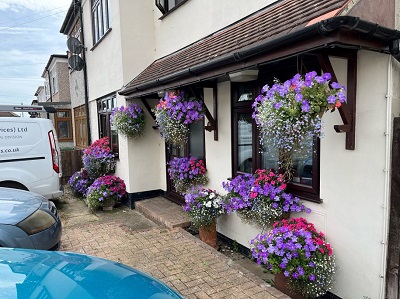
[71,0,400,297]
[40,54,74,149]
[60,0,89,150]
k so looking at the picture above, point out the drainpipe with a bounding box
[380,55,393,299]
[47,69,53,119]
[79,1,91,145]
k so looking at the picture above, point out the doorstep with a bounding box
[135,196,191,228]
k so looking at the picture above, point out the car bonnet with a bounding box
[0,188,42,225]
[0,248,184,299]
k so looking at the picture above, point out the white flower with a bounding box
[205,201,212,208]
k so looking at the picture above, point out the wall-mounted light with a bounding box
[157,90,166,97]
[229,69,259,82]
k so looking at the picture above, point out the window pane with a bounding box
[237,85,254,102]
[237,114,252,173]
[93,10,99,42]
[58,121,71,139]
[97,7,103,37]
[292,142,313,186]
[168,0,175,9]
[261,141,314,186]
[102,0,109,31]
[110,128,119,154]
[189,121,204,159]
[57,111,69,118]
[260,145,279,171]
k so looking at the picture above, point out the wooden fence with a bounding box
[61,149,83,185]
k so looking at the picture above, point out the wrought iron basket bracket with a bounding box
[318,53,356,150]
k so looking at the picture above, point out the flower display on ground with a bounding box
[167,156,209,193]
[250,218,335,298]
[82,137,116,178]
[68,169,93,197]
[110,103,146,139]
[153,90,204,146]
[86,175,126,210]
[183,187,224,229]
[252,71,346,179]
[223,169,310,227]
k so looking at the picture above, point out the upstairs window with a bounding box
[155,0,188,15]
[51,69,58,94]
[92,0,111,44]
[44,81,50,100]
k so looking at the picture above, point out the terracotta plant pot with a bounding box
[102,198,116,211]
[199,221,218,249]
[274,273,306,299]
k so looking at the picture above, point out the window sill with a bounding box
[90,28,112,51]
[287,183,321,204]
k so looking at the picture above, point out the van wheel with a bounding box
[0,181,28,191]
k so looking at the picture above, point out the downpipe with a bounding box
[380,55,393,299]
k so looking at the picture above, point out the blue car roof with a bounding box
[0,248,183,299]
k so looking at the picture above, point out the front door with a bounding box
[165,120,205,205]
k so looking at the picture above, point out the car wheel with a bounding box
[0,181,28,191]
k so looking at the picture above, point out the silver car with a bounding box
[0,187,61,250]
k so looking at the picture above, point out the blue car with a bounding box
[0,248,184,299]
[0,187,61,250]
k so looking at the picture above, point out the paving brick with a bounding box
[60,195,282,299]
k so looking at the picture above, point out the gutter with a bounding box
[119,16,400,97]
[79,3,92,145]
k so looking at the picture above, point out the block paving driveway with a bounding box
[58,191,286,299]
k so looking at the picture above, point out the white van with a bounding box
[0,105,63,199]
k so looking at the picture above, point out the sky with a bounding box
[0,0,71,107]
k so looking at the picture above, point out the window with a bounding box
[166,119,205,202]
[97,94,118,155]
[92,0,111,44]
[55,109,73,141]
[188,120,205,160]
[155,0,187,15]
[51,69,58,94]
[74,105,88,149]
[232,81,320,202]
[44,81,50,100]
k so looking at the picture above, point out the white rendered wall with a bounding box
[214,51,391,299]
[82,0,123,101]
[115,97,167,193]
[153,0,277,58]
[203,83,232,195]
[119,0,155,86]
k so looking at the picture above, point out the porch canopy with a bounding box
[119,0,400,99]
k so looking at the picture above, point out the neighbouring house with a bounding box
[60,0,89,150]
[34,86,46,103]
[68,0,400,297]
[40,54,74,149]
[31,87,46,118]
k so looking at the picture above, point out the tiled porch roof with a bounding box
[120,0,349,97]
